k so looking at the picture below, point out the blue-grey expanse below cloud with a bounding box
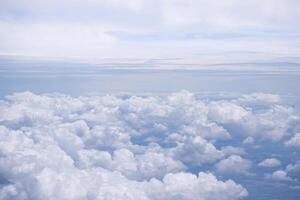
[0,91,299,200]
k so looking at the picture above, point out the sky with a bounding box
[1,1,300,200]
[0,0,300,65]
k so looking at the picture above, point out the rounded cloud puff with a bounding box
[258,158,281,168]
[215,155,252,175]
[285,133,300,147]
[265,170,293,182]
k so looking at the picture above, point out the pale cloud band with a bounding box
[0,0,300,64]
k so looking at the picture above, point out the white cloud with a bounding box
[285,133,300,147]
[215,155,252,175]
[265,170,293,181]
[0,0,300,62]
[0,90,298,143]
[154,172,248,200]
[237,93,281,107]
[258,158,281,168]
[221,146,245,156]
[286,161,300,173]
[208,101,249,123]
[243,137,254,144]
[1,0,299,30]
[256,105,295,140]
[173,136,224,166]
[1,91,300,199]
[0,91,255,200]
[0,124,248,200]
[206,99,296,141]
[134,151,186,180]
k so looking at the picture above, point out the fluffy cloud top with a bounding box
[266,170,293,182]
[215,155,252,175]
[285,133,300,147]
[0,91,299,199]
[258,158,281,168]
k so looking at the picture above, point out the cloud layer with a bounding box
[0,91,300,199]
[0,0,300,63]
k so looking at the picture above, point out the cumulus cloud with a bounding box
[208,101,249,123]
[286,161,300,173]
[154,172,248,200]
[0,91,255,200]
[207,100,296,141]
[266,170,293,181]
[221,146,245,156]
[285,161,300,181]
[215,155,252,175]
[0,124,246,200]
[1,91,300,199]
[242,136,254,144]
[285,133,300,147]
[258,158,281,168]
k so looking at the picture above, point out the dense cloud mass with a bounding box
[0,91,300,199]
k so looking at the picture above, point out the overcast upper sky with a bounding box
[0,0,300,64]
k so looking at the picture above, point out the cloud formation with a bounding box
[285,133,300,147]
[215,155,252,175]
[0,90,300,199]
[258,158,281,168]
[0,0,300,63]
[266,170,293,182]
